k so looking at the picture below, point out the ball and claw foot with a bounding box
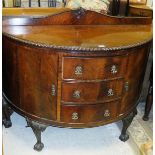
[119,134,129,142]
[119,108,137,142]
[26,118,48,151]
[3,119,12,128]
[34,142,44,151]
[2,98,13,128]
[142,115,149,121]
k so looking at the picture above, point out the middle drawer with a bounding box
[61,79,124,103]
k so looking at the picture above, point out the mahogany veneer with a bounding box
[2,8,152,151]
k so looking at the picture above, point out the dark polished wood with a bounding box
[26,118,48,151]
[62,56,127,80]
[2,99,13,128]
[61,80,123,103]
[126,0,153,122]
[119,108,137,142]
[143,65,153,121]
[3,39,58,121]
[2,8,152,26]
[61,101,119,123]
[2,8,152,151]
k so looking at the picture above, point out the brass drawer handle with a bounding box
[107,88,114,96]
[75,65,83,75]
[111,65,117,74]
[72,112,79,120]
[73,90,81,99]
[104,109,110,117]
[51,84,56,96]
[125,82,129,91]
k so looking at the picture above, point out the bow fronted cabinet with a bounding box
[2,8,152,151]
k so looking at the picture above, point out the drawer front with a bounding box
[60,101,119,123]
[62,56,127,80]
[61,79,124,103]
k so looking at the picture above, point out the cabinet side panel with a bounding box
[120,45,150,114]
[2,37,20,107]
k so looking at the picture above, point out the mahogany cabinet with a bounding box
[2,8,152,151]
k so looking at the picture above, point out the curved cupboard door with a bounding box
[3,37,58,120]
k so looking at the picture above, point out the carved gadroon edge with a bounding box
[3,32,152,53]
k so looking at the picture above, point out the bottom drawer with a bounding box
[60,101,119,123]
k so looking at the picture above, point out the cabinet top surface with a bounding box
[2,8,152,51]
[3,25,152,49]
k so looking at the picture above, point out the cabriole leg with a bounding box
[2,98,13,128]
[143,83,153,121]
[119,108,137,142]
[26,118,48,151]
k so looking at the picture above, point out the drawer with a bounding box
[60,101,119,123]
[62,56,127,80]
[61,79,124,103]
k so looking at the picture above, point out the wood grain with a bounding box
[61,79,123,103]
[2,8,152,128]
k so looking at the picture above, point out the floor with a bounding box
[130,102,153,155]
[3,102,152,155]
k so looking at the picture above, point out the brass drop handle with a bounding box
[75,65,83,75]
[104,109,110,117]
[72,112,79,120]
[51,84,56,96]
[73,90,81,99]
[107,88,114,96]
[111,65,118,74]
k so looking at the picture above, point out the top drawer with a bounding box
[62,56,127,80]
